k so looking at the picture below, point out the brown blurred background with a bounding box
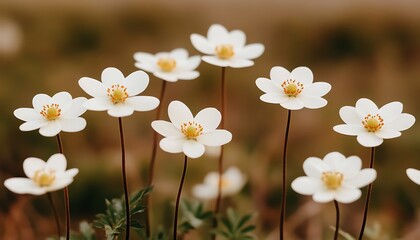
[1,0,420,239]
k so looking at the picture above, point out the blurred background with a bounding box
[1,0,420,239]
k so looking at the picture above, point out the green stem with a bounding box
[334,200,340,240]
[118,117,130,240]
[173,155,188,240]
[56,134,70,240]
[280,110,292,240]
[358,147,375,240]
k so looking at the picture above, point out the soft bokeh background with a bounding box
[1,0,420,239]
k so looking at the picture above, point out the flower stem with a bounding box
[334,200,340,240]
[56,134,70,240]
[280,110,292,240]
[214,66,226,215]
[47,192,61,238]
[358,147,375,240]
[173,155,188,240]
[118,117,130,240]
[146,80,167,237]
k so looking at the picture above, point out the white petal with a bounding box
[52,92,72,107]
[236,44,264,60]
[228,30,246,48]
[202,56,231,67]
[357,132,383,147]
[58,117,86,133]
[125,96,159,112]
[312,190,335,203]
[260,93,288,104]
[255,78,282,94]
[39,121,62,137]
[46,153,67,172]
[134,62,158,74]
[154,72,178,82]
[124,70,149,96]
[190,34,215,55]
[160,137,185,153]
[23,157,46,178]
[355,98,378,116]
[197,130,232,146]
[299,95,328,109]
[346,169,376,188]
[183,140,205,159]
[32,94,51,112]
[375,129,401,139]
[270,66,290,85]
[339,106,361,124]
[151,120,183,137]
[170,48,188,59]
[208,24,229,44]
[407,168,420,185]
[291,177,322,195]
[168,101,193,129]
[303,82,331,97]
[333,124,364,136]
[4,178,46,195]
[62,97,87,117]
[19,120,47,132]
[14,108,42,121]
[229,58,254,68]
[78,77,107,98]
[291,67,313,85]
[175,71,200,81]
[378,102,403,123]
[386,113,415,132]
[280,98,305,110]
[335,188,361,203]
[335,156,362,179]
[65,168,79,179]
[102,67,125,88]
[303,157,330,178]
[83,98,113,111]
[322,152,347,170]
[181,56,201,71]
[47,177,74,192]
[107,104,134,118]
[194,107,221,132]
[192,184,217,200]
[133,52,156,64]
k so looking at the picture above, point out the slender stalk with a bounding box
[47,193,61,238]
[334,200,340,240]
[358,147,375,240]
[173,155,188,240]
[56,134,70,240]
[146,80,167,237]
[118,117,130,240]
[214,67,226,214]
[280,110,292,240]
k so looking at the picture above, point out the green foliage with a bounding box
[214,208,257,240]
[178,199,213,235]
[47,221,96,240]
[93,186,153,240]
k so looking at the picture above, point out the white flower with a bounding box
[190,24,264,68]
[78,67,160,118]
[291,152,377,203]
[255,66,331,110]
[4,153,78,195]
[407,168,420,185]
[151,101,232,159]
[133,48,201,82]
[192,167,246,200]
[333,98,415,147]
[14,92,87,137]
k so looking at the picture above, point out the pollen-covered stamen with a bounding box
[40,104,61,120]
[157,57,177,72]
[220,178,231,189]
[215,44,234,59]
[322,171,344,190]
[181,121,203,139]
[33,169,56,187]
[107,84,129,104]
[281,79,304,97]
[362,114,384,132]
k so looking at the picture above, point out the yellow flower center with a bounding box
[107,84,128,104]
[181,121,203,139]
[362,114,384,132]
[40,104,61,120]
[322,171,344,190]
[220,178,231,189]
[281,79,304,97]
[157,58,177,72]
[215,44,234,59]
[33,169,56,187]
